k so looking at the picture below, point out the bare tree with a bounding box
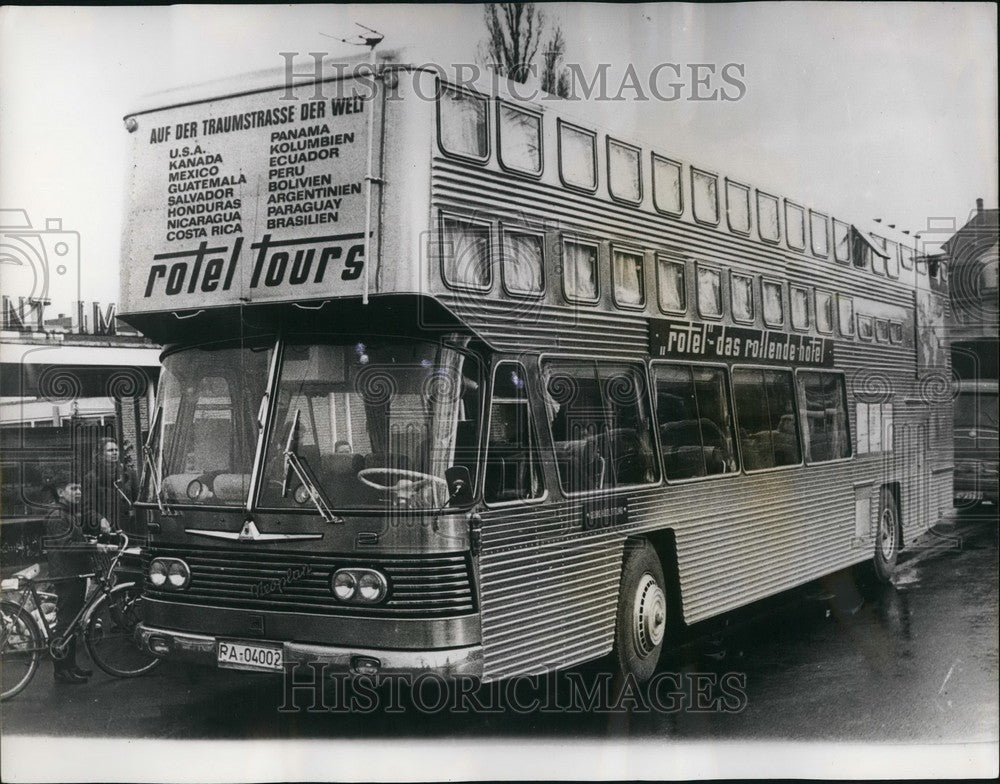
[480,3,570,97]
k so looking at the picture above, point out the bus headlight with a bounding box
[149,558,190,590]
[167,560,191,589]
[357,571,388,603]
[331,568,388,604]
[149,560,168,587]
[332,570,357,601]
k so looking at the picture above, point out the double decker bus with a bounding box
[120,55,953,682]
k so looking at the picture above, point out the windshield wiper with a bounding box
[283,409,342,524]
[142,407,175,516]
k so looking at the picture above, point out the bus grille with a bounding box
[143,545,476,618]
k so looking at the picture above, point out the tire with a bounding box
[84,582,161,678]
[857,489,901,589]
[613,540,667,683]
[1,601,42,700]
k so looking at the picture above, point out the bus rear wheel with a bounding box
[857,489,900,589]
[613,541,667,682]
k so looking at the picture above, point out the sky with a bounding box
[0,3,996,314]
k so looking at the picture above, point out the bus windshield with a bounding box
[149,342,274,506]
[955,390,999,432]
[258,338,481,511]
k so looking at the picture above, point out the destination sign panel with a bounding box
[121,79,373,314]
[649,319,834,367]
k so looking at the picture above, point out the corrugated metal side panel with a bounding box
[479,531,624,681]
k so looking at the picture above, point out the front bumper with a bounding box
[136,623,484,678]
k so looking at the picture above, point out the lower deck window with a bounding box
[796,371,851,462]
[653,364,738,480]
[732,367,801,470]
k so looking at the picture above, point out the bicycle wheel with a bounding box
[1,600,43,700]
[84,582,160,678]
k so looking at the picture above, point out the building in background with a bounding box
[0,307,161,567]
[942,199,998,506]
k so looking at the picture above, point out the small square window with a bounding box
[874,318,889,343]
[657,255,686,313]
[652,155,683,215]
[612,247,645,307]
[816,291,833,334]
[785,202,806,251]
[562,239,599,302]
[440,216,491,290]
[608,140,642,203]
[791,286,810,330]
[730,273,755,322]
[501,228,544,295]
[696,265,722,318]
[692,169,719,225]
[810,211,829,257]
[858,315,874,341]
[763,280,784,327]
[498,103,542,175]
[438,87,488,160]
[559,121,597,191]
[757,192,781,243]
[889,321,903,344]
[726,180,751,235]
[838,295,855,337]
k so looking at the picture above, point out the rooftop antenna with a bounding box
[322,25,384,305]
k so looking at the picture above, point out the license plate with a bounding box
[217,640,284,672]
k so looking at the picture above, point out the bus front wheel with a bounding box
[613,541,667,682]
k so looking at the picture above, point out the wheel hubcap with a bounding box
[632,573,666,656]
[878,507,897,561]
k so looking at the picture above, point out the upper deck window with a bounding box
[790,286,811,331]
[757,191,781,244]
[838,294,855,337]
[726,180,751,235]
[810,211,829,257]
[656,254,687,314]
[900,244,914,270]
[440,215,491,290]
[438,87,489,160]
[785,201,806,251]
[612,247,645,308]
[696,264,722,318]
[652,155,683,215]
[608,139,642,203]
[816,290,833,334]
[558,121,597,191]
[870,234,888,276]
[885,240,900,278]
[562,238,599,302]
[833,219,851,264]
[692,169,720,225]
[763,280,784,327]
[498,102,542,175]
[731,272,755,323]
[501,226,544,296]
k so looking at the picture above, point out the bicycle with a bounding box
[1,532,160,700]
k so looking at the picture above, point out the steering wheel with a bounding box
[357,468,448,507]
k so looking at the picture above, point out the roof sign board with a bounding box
[121,78,374,316]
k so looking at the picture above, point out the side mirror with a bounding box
[444,466,473,506]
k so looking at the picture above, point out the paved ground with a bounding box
[2,506,996,750]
